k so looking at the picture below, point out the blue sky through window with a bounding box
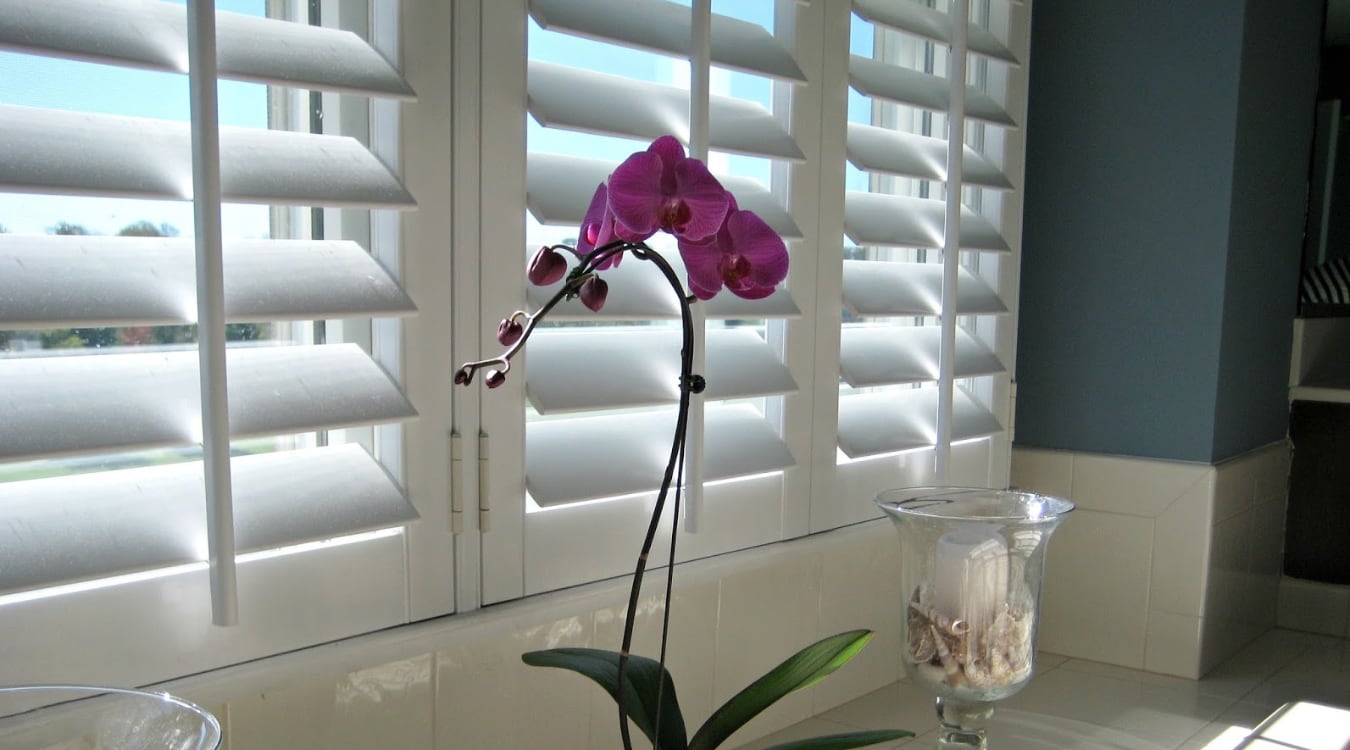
[0,0,269,238]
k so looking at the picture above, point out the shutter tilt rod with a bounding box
[936,0,969,481]
[187,0,239,626]
[684,0,712,533]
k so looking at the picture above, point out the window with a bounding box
[820,0,1028,527]
[0,0,1031,688]
[478,0,813,601]
[0,0,444,687]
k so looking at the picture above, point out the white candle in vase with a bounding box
[933,524,1009,632]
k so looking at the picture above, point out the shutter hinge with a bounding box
[1008,381,1017,443]
[478,431,491,532]
[449,432,464,535]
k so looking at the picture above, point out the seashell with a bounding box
[910,600,970,636]
[908,622,937,663]
[929,624,964,686]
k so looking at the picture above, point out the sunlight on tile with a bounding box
[1244,701,1350,749]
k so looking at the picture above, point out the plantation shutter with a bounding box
[0,0,417,633]
[481,0,807,600]
[828,0,1029,522]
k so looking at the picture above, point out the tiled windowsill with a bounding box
[735,629,1350,750]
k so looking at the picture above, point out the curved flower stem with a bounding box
[454,242,629,384]
[612,243,695,750]
[456,240,694,750]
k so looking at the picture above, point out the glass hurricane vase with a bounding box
[0,685,221,750]
[876,487,1074,749]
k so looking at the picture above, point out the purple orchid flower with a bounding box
[606,135,729,244]
[575,182,621,270]
[678,196,788,301]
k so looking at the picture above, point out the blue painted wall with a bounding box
[1014,0,1322,463]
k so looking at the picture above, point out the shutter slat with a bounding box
[527,327,796,414]
[527,152,801,240]
[0,443,416,594]
[530,0,806,82]
[842,261,1007,317]
[527,248,799,320]
[836,387,1001,459]
[0,344,415,462]
[0,104,415,208]
[528,61,804,161]
[846,123,1012,190]
[851,0,1018,65]
[839,326,1004,387]
[0,236,414,328]
[527,403,793,507]
[844,192,1009,251]
[0,0,414,99]
[849,55,1016,128]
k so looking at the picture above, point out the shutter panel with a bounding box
[836,0,1027,484]
[485,0,806,598]
[0,0,413,97]
[0,0,418,626]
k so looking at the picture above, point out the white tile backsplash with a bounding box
[1070,452,1210,517]
[1040,508,1154,668]
[175,522,903,750]
[167,443,1311,747]
[715,547,823,744]
[1152,475,1216,617]
[1146,610,1206,677]
[1014,442,1290,679]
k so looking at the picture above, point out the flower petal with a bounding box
[575,183,609,255]
[726,211,789,287]
[606,151,664,239]
[647,135,686,194]
[678,238,725,300]
[669,160,729,241]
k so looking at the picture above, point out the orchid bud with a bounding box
[497,317,524,346]
[484,369,507,389]
[528,246,568,286]
[454,367,473,386]
[579,276,608,312]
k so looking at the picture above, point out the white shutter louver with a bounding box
[0,0,418,602]
[838,0,1026,476]
[487,0,807,597]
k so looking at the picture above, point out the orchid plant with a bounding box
[456,136,910,750]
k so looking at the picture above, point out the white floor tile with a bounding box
[747,630,1350,750]
[1001,665,1231,747]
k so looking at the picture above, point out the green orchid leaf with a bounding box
[761,729,915,750]
[761,728,918,750]
[522,648,687,750]
[688,630,875,750]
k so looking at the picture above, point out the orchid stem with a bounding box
[613,244,695,750]
[460,240,694,750]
